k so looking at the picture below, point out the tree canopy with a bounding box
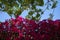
[0,0,58,20]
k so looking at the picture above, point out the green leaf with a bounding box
[39,9,42,12]
[32,5,36,10]
[32,16,36,20]
[36,13,40,18]
[36,17,40,20]
[26,15,32,19]
[18,0,22,3]
[28,11,34,15]
[41,11,44,15]
[35,9,42,12]
[52,1,57,9]
[30,0,34,4]
[12,2,19,7]
[7,9,13,16]
[23,0,34,5]
[14,9,22,16]
[0,3,2,8]
[37,0,44,6]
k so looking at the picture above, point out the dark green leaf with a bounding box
[36,13,40,18]
[52,1,57,9]
[28,11,34,15]
[32,16,36,20]
[32,5,36,10]
[41,11,44,15]
[39,9,42,12]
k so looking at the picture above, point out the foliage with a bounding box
[0,0,58,20]
[0,16,60,40]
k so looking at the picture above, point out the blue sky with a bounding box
[0,0,60,22]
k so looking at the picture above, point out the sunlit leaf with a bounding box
[7,9,13,16]
[26,15,32,19]
[36,0,44,6]
[14,9,22,16]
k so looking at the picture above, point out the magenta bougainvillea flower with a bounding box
[0,16,60,40]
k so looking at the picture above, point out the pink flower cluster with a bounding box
[0,16,60,40]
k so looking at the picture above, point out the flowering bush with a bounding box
[0,16,60,40]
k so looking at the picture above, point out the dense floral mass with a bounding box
[0,16,60,40]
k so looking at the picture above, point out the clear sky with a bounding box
[0,0,60,22]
